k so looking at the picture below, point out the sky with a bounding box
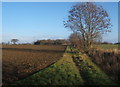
[0,2,2,44]
[2,2,118,43]
[1,0,119,2]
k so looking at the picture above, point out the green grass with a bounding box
[71,46,118,85]
[6,46,84,86]
[96,44,118,50]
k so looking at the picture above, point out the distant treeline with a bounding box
[1,39,120,45]
[34,39,70,45]
[96,42,120,45]
[114,42,120,44]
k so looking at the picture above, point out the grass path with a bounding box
[70,46,118,85]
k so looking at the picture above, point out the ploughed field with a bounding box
[2,45,66,83]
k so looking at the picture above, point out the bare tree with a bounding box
[64,2,112,51]
[69,32,80,47]
[69,32,86,52]
[11,39,19,44]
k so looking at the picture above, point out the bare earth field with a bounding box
[2,45,66,83]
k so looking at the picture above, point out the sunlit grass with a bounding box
[71,46,118,85]
[96,44,119,50]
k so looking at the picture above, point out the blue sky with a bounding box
[0,2,2,43]
[2,2,118,43]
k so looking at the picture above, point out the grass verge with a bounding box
[71,46,118,85]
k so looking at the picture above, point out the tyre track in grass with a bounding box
[70,46,118,86]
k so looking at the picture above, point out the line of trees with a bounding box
[34,39,70,45]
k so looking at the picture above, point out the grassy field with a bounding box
[96,44,119,50]
[2,45,66,84]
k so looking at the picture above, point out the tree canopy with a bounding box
[64,2,112,51]
[11,39,19,44]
